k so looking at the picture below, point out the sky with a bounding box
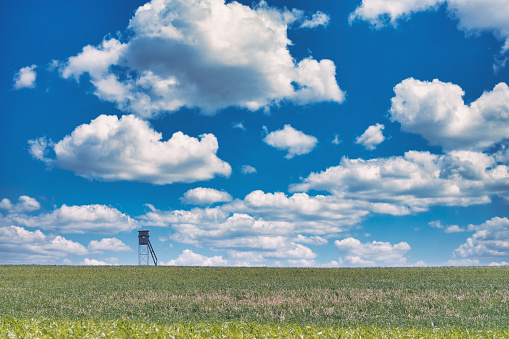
[1,0,509,267]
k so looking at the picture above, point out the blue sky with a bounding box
[1,0,509,266]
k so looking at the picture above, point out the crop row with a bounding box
[0,266,508,329]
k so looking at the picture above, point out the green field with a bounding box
[1,266,508,338]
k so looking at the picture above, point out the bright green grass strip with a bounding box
[1,318,508,339]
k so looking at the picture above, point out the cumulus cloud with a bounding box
[13,65,37,89]
[135,144,509,266]
[1,203,138,234]
[355,123,385,150]
[138,180,435,265]
[163,249,227,266]
[335,237,411,266]
[0,200,11,210]
[443,258,480,266]
[218,239,317,266]
[29,114,231,184]
[0,226,88,264]
[428,220,444,229]
[332,134,342,145]
[454,217,509,258]
[300,11,330,29]
[241,165,257,175]
[81,258,112,266]
[349,0,443,27]
[0,196,40,213]
[139,194,356,265]
[263,125,318,158]
[141,191,362,239]
[181,187,232,205]
[28,137,53,164]
[390,79,509,151]
[59,0,344,117]
[61,39,127,80]
[293,234,328,246]
[447,0,509,53]
[212,236,317,260]
[429,220,465,233]
[232,122,246,131]
[444,225,466,233]
[235,190,371,232]
[141,205,295,245]
[350,0,509,53]
[88,237,132,252]
[291,150,509,214]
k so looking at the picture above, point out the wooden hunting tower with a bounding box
[138,230,157,266]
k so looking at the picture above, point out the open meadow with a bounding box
[1,266,508,338]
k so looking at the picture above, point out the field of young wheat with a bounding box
[1,266,508,338]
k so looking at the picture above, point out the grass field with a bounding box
[1,266,508,338]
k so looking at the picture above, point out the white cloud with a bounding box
[263,125,318,158]
[139,204,228,228]
[291,150,509,214]
[0,225,45,244]
[390,79,509,151]
[2,203,138,234]
[0,199,11,210]
[218,238,318,264]
[428,220,444,229]
[0,226,88,264]
[447,0,509,53]
[237,190,370,232]
[139,194,355,264]
[335,237,411,266]
[355,123,385,150]
[49,236,89,254]
[241,165,257,175]
[29,114,231,184]
[163,249,227,266]
[141,205,297,245]
[350,0,509,53]
[13,65,37,89]
[286,259,317,267]
[212,236,317,259]
[181,187,232,205]
[138,152,508,265]
[28,137,53,164]
[232,122,246,131]
[61,39,127,80]
[332,134,342,145]
[88,237,132,252]
[443,258,480,266]
[138,179,441,266]
[59,0,344,117]
[349,0,443,27]
[454,217,509,258]
[0,196,40,213]
[444,225,466,233]
[429,220,465,233]
[81,258,111,266]
[489,261,509,266]
[293,234,328,246]
[292,58,344,105]
[300,11,330,29]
